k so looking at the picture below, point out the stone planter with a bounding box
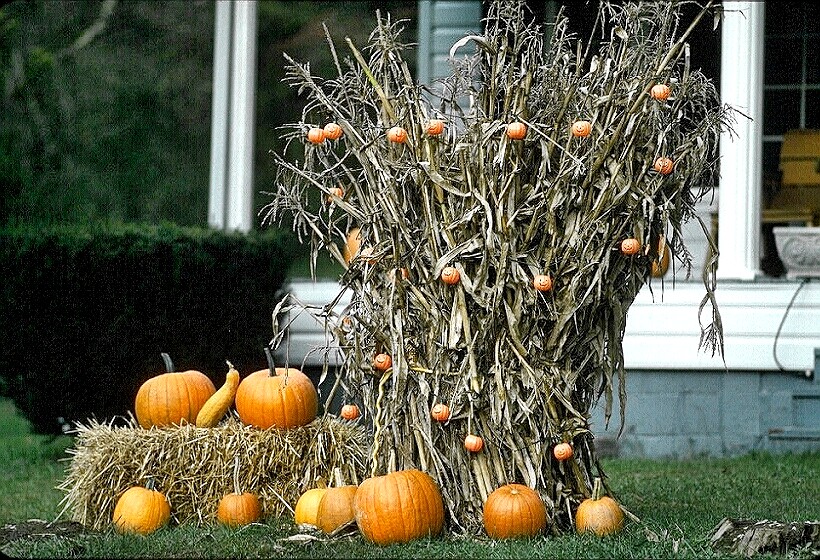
[773,226,820,279]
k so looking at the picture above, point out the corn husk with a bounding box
[262,0,735,533]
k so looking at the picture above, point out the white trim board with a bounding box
[623,279,819,371]
[283,279,820,373]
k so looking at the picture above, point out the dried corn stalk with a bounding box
[262,0,735,533]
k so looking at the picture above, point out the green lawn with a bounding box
[1,397,818,559]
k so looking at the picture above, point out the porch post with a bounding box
[717,1,765,280]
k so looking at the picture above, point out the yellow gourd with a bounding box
[196,361,241,427]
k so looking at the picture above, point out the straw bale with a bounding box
[56,414,369,531]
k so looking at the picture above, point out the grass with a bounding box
[1,396,818,559]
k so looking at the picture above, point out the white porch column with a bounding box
[208,0,257,233]
[717,2,765,280]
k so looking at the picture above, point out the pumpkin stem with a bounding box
[160,352,174,373]
[145,477,157,491]
[233,455,241,495]
[264,346,276,377]
[591,477,602,501]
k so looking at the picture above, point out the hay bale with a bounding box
[56,414,370,530]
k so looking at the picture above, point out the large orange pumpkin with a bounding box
[135,353,216,429]
[483,484,547,539]
[234,348,318,429]
[354,469,445,545]
[112,480,171,535]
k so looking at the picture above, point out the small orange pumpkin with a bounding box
[294,487,328,527]
[620,238,641,255]
[533,274,553,292]
[650,83,671,101]
[464,434,484,453]
[571,120,592,137]
[483,484,547,539]
[326,186,344,202]
[426,119,445,136]
[112,480,171,535]
[218,492,262,527]
[343,227,362,264]
[340,404,360,420]
[653,156,674,175]
[553,442,573,461]
[323,122,343,140]
[316,485,358,534]
[650,236,671,277]
[575,477,624,536]
[373,353,392,372]
[441,266,460,285]
[307,127,325,144]
[431,403,450,422]
[387,126,408,143]
[506,122,527,140]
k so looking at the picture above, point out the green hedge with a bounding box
[0,222,299,434]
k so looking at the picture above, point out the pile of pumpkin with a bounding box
[112,351,626,543]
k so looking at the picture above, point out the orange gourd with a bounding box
[431,403,450,422]
[575,477,624,536]
[387,126,408,143]
[234,348,318,429]
[135,353,216,429]
[506,122,527,140]
[483,484,547,539]
[373,353,392,372]
[533,274,553,291]
[571,120,592,137]
[620,238,641,255]
[323,122,343,140]
[553,442,573,461]
[441,266,460,285]
[307,127,325,144]
[650,83,671,101]
[340,404,360,420]
[426,119,445,136]
[112,480,171,535]
[464,434,484,452]
[653,156,674,175]
[354,469,445,545]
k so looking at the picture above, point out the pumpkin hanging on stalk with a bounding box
[505,122,527,140]
[234,347,318,429]
[134,353,216,429]
[571,120,592,137]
